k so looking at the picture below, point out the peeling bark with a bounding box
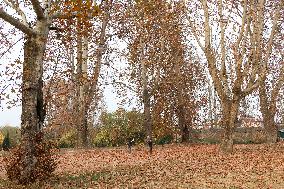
[259,81,279,143]
[21,22,49,182]
[141,43,153,154]
[220,97,240,153]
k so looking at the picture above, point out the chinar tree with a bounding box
[186,0,282,153]
[0,0,99,184]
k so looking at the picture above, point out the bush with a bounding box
[0,132,4,147]
[0,126,20,147]
[93,129,111,147]
[4,132,58,185]
[58,130,76,148]
[2,132,11,151]
[156,134,174,145]
[93,109,145,147]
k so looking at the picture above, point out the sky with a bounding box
[0,81,121,127]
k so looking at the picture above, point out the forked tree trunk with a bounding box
[21,30,48,182]
[75,3,110,147]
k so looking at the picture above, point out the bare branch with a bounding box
[202,0,211,48]
[0,37,23,59]
[3,0,28,25]
[30,0,44,19]
[51,11,78,20]
[263,3,281,67]
[235,0,247,48]
[186,15,205,52]
[0,9,35,35]
[200,0,226,101]
[218,0,229,95]
[242,80,260,97]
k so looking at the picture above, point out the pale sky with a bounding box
[0,84,122,127]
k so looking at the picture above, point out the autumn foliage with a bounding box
[0,0,283,187]
[4,133,58,185]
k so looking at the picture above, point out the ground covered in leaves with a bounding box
[1,143,284,188]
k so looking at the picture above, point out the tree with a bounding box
[2,132,11,151]
[186,0,283,153]
[75,0,112,147]
[1,0,55,182]
[259,58,284,143]
[0,0,99,183]
[150,2,204,143]
[43,0,112,148]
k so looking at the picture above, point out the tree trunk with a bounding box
[259,82,278,143]
[21,30,48,182]
[177,98,189,143]
[75,4,110,147]
[76,32,89,148]
[263,116,278,143]
[143,87,153,154]
[220,98,240,153]
[141,46,153,154]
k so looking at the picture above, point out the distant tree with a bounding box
[2,132,11,151]
[0,125,21,147]
[0,132,4,147]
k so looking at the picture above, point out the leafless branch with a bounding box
[30,0,44,19]
[3,0,28,25]
[0,37,23,59]
[0,9,35,35]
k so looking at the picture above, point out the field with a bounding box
[1,143,284,188]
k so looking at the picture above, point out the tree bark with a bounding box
[21,25,48,182]
[141,44,153,154]
[176,85,189,143]
[220,98,240,153]
[259,82,278,143]
[263,115,278,143]
[143,87,153,154]
[75,32,89,148]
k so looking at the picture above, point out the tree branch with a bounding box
[218,0,229,95]
[186,15,205,52]
[30,0,44,19]
[0,37,23,59]
[0,9,35,35]
[3,0,28,25]
[263,3,281,67]
[235,0,247,49]
[202,0,211,48]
